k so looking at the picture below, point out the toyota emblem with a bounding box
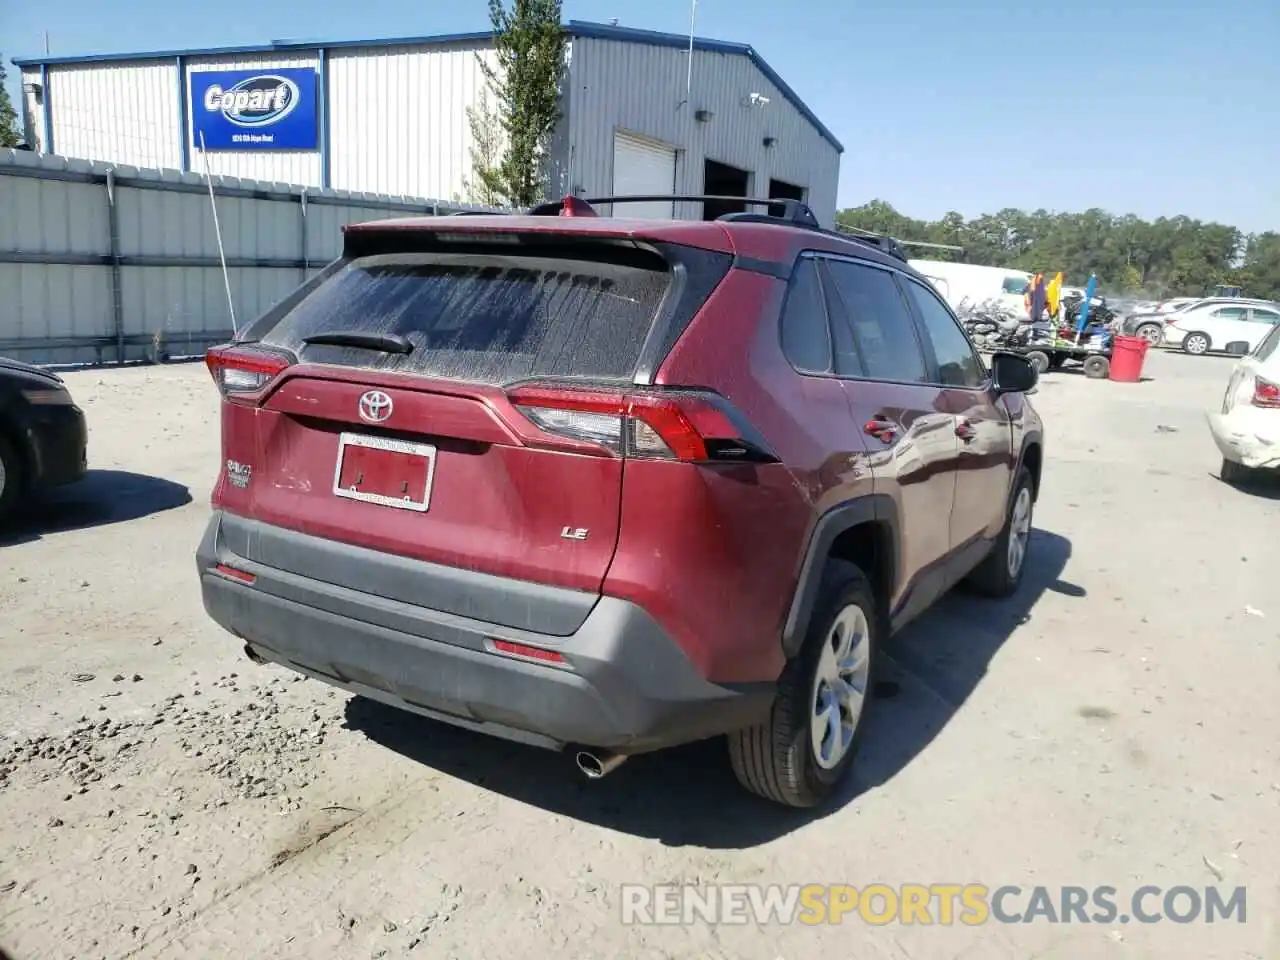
[358,390,394,423]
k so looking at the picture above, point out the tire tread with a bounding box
[729,565,876,808]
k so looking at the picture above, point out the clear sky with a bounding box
[4,0,1277,232]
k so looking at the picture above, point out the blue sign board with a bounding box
[190,68,318,151]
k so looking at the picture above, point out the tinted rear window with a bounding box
[257,251,671,385]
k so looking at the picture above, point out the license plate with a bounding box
[332,433,436,512]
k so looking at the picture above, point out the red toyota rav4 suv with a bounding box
[197,196,1043,808]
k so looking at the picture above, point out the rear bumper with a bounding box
[196,512,773,753]
[1207,411,1280,470]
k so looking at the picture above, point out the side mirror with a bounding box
[991,352,1038,395]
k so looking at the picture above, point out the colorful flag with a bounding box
[1046,272,1064,316]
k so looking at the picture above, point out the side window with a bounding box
[1249,308,1280,325]
[903,279,988,388]
[779,258,833,374]
[1210,307,1247,321]
[1002,276,1029,296]
[824,260,928,383]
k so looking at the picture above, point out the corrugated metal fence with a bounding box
[0,149,499,366]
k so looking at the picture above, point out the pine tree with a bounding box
[469,0,567,208]
[0,57,23,149]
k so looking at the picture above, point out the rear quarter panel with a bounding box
[615,267,874,683]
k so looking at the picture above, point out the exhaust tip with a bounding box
[576,751,604,778]
[243,643,265,664]
[575,750,627,779]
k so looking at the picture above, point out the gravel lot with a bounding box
[1,350,1277,960]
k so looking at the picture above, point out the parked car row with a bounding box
[1120,297,1280,355]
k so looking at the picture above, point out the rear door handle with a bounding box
[955,418,977,442]
[863,417,899,443]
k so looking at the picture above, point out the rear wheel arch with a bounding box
[782,496,898,660]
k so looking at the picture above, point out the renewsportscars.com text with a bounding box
[620,883,1248,926]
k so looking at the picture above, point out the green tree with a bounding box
[470,0,567,208]
[0,57,23,149]
[463,86,507,207]
[836,199,1274,301]
[1239,232,1280,300]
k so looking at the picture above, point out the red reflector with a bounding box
[1253,377,1280,408]
[214,563,256,585]
[492,639,566,664]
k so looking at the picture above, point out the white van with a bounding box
[908,260,1032,316]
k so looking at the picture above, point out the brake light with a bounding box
[206,345,292,397]
[1252,376,1280,408]
[506,384,772,462]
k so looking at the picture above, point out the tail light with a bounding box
[1252,376,1280,408]
[206,345,292,398]
[506,384,778,463]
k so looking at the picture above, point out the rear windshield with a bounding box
[256,251,672,385]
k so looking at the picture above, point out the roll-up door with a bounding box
[611,131,677,219]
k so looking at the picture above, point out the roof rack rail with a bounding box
[519,194,914,263]
[527,194,822,226]
[834,224,964,259]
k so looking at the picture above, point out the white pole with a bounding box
[686,0,698,99]
[199,131,237,333]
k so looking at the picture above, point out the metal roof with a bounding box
[12,20,843,153]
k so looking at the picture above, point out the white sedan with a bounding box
[1207,322,1280,482]
[1165,300,1280,355]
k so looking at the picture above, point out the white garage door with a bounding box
[611,131,676,219]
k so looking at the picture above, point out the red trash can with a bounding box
[1109,335,1150,382]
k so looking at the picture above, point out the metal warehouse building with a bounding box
[13,20,843,225]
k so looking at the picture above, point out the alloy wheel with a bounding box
[1007,486,1033,579]
[810,604,871,770]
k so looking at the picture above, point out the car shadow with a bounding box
[343,528,1076,849]
[0,469,192,546]
[1218,470,1280,500]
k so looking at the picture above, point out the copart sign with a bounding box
[190,68,317,151]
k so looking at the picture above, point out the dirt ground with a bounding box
[0,350,1277,960]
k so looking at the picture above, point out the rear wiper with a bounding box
[302,331,414,354]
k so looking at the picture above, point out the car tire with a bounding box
[1219,457,1251,485]
[1025,350,1051,375]
[1083,354,1110,379]
[1182,332,1211,355]
[728,561,878,809]
[1135,323,1163,346]
[964,467,1034,599]
[0,433,24,525]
